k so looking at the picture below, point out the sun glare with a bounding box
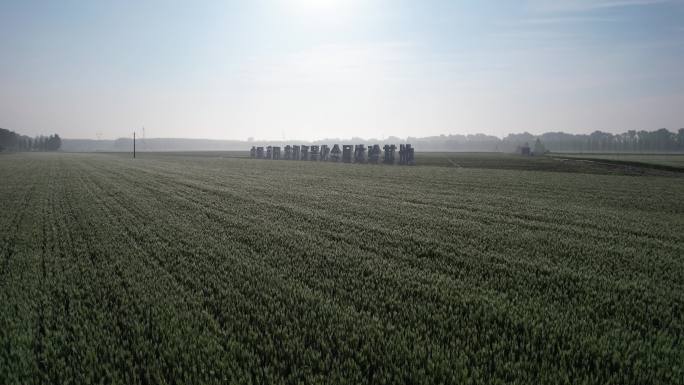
[291,0,342,11]
[286,0,359,19]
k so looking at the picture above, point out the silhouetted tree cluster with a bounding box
[507,129,684,153]
[404,129,684,153]
[404,134,504,152]
[0,128,62,152]
[56,128,684,153]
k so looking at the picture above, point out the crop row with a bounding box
[1,153,682,384]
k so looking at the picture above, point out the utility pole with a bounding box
[133,131,136,158]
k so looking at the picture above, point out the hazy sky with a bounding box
[1,0,683,140]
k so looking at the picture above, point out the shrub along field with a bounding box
[1,152,682,384]
[142,150,684,175]
[550,153,684,170]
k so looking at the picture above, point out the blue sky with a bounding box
[1,0,683,140]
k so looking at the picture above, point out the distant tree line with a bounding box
[407,128,684,153]
[503,129,684,153]
[0,128,62,152]
[55,128,684,153]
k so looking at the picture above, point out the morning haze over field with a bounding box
[1,2,684,385]
[1,0,683,140]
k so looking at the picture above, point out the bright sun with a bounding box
[291,0,342,11]
[288,0,359,17]
[283,0,361,26]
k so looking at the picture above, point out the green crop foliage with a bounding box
[1,152,682,384]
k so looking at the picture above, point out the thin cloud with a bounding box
[237,42,418,86]
[591,0,673,9]
[530,0,674,13]
[512,16,618,25]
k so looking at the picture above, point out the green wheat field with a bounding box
[1,152,683,384]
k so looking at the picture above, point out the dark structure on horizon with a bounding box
[368,145,381,164]
[383,144,396,164]
[399,144,415,165]
[331,145,341,162]
[256,147,265,159]
[320,145,330,161]
[342,145,354,163]
[310,145,320,161]
[354,145,367,163]
[519,143,531,156]
[250,143,415,166]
